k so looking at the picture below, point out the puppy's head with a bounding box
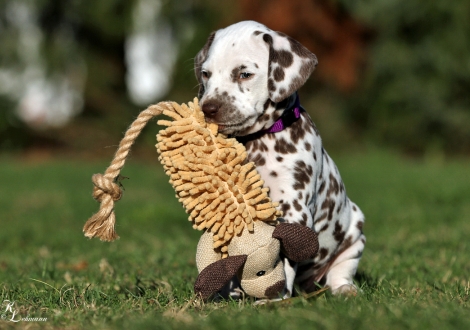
[195,21,318,136]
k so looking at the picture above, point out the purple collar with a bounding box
[266,95,303,133]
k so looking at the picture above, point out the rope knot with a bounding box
[92,173,123,202]
[83,101,171,241]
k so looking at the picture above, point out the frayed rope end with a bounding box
[83,173,123,241]
[82,102,171,242]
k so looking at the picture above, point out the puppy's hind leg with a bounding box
[325,234,366,296]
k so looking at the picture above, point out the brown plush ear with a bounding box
[194,255,247,299]
[194,31,216,98]
[272,223,319,262]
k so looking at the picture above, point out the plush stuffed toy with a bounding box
[195,220,318,299]
[83,99,319,300]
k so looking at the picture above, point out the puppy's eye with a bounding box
[239,72,252,79]
[256,270,266,277]
[201,70,209,79]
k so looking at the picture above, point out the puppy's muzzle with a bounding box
[202,102,220,118]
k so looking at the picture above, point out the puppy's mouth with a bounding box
[210,117,256,135]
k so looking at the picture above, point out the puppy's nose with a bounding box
[202,102,220,117]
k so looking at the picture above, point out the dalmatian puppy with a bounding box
[194,21,365,298]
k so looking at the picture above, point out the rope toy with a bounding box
[83,98,281,256]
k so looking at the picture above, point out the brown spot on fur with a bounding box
[281,203,291,214]
[288,36,316,60]
[298,192,303,200]
[231,67,239,83]
[273,67,285,82]
[337,203,342,214]
[270,171,278,177]
[321,199,335,221]
[289,117,306,144]
[276,156,283,162]
[353,205,357,212]
[318,181,326,194]
[259,141,268,152]
[264,99,271,110]
[245,140,257,152]
[268,78,276,91]
[251,154,266,166]
[253,30,263,36]
[287,76,305,95]
[274,138,296,154]
[319,223,329,232]
[305,142,312,151]
[293,199,302,211]
[274,50,294,68]
[327,173,340,196]
[357,221,364,231]
[293,160,313,190]
[263,33,273,44]
[340,236,353,252]
[333,221,345,242]
[315,212,328,223]
[319,247,329,260]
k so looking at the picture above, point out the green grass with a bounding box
[0,149,469,329]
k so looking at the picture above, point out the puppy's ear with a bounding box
[194,255,247,299]
[194,31,216,98]
[272,223,319,262]
[262,33,318,103]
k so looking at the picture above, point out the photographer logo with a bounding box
[2,300,47,323]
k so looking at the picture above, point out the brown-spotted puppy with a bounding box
[194,20,365,298]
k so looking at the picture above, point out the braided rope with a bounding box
[83,102,172,241]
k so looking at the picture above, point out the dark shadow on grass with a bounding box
[355,270,378,290]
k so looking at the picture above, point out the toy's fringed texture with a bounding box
[83,98,281,256]
[156,98,281,257]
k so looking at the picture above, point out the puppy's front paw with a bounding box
[253,298,283,306]
[331,284,358,296]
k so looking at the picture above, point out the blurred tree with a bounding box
[341,0,470,154]
[0,0,139,151]
[0,0,238,153]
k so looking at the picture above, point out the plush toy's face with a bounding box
[228,222,285,298]
[194,221,319,300]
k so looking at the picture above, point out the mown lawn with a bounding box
[0,149,469,329]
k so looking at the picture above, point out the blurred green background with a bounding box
[1,0,469,157]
